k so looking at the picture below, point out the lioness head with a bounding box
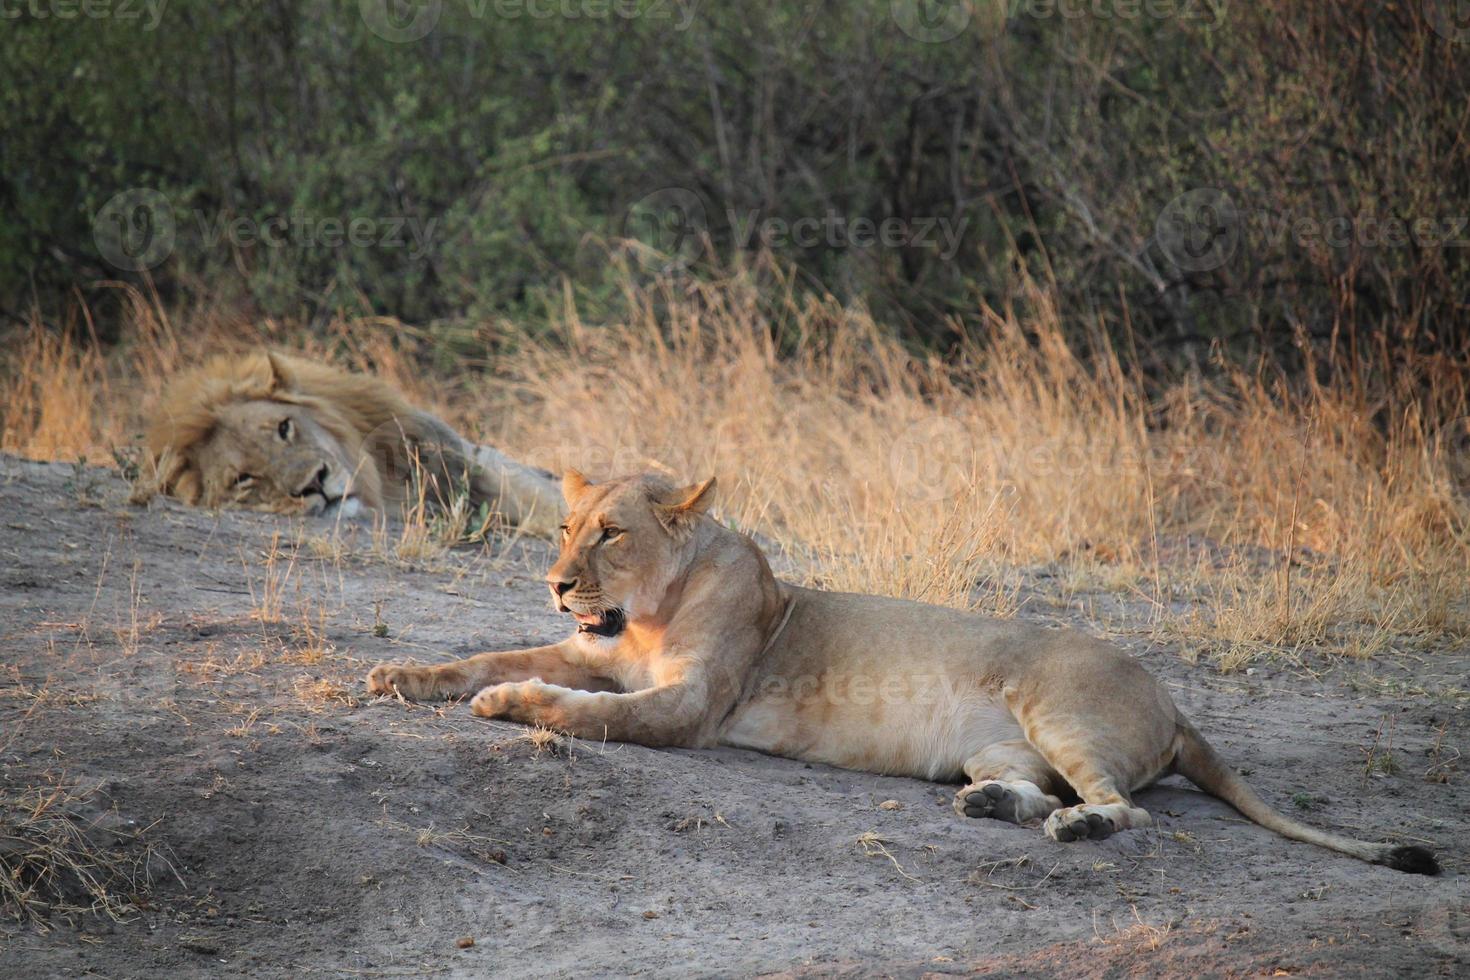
[145,352,383,517]
[546,471,717,638]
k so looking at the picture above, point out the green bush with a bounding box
[2,1,1467,365]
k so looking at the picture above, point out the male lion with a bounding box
[139,351,563,536]
[367,471,1438,874]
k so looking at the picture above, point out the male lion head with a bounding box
[142,351,395,518]
[545,471,717,638]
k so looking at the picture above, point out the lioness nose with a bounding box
[549,576,576,597]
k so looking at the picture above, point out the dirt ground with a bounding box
[1,453,1466,978]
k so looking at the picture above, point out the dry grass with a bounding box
[853,831,919,882]
[244,532,298,626]
[491,270,1469,666]
[383,457,507,568]
[517,726,566,756]
[1094,905,1177,952]
[396,821,511,869]
[290,676,358,711]
[0,321,111,465]
[2,268,1467,669]
[0,774,174,930]
[179,646,268,683]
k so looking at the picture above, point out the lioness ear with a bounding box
[655,476,717,530]
[562,468,593,506]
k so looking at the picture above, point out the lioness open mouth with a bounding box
[571,608,627,638]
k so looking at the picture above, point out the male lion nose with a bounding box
[295,464,330,498]
[549,576,577,597]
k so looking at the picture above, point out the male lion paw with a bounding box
[366,662,440,701]
[1043,805,1118,843]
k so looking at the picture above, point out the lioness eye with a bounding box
[601,526,623,542]
[559,525,571,539]
[277,418,292,441]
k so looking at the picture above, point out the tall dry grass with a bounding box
[2,270,1466,670]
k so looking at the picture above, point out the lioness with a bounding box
[367,471,1438,874]
[139,351,562,536]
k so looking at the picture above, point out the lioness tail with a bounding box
[1171,721,1438,875]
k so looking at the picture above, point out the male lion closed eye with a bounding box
[367,471,1438,874]
[137,351,562,536]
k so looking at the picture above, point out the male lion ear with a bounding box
[655,476,717,531]
[562,468,594,506]
[264,351,297,393]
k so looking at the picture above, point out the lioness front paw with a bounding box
[469,680,563,724]
[366,662,441,701]
[469,681,530,719]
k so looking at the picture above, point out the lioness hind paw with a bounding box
[1044,807,1117,843]
[957,782,1024,823]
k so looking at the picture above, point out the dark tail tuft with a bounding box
[1381,845,1439,876]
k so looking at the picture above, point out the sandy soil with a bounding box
[1,453,1466,977]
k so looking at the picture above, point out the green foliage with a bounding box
[2,1,1468,363]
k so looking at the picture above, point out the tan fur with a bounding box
[138,351,563,535]
[367,471,1438,874]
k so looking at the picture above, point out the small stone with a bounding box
[642,911,660,920]
[879,800,903,811]
[456,936,475,949]
[179,935,219,956]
